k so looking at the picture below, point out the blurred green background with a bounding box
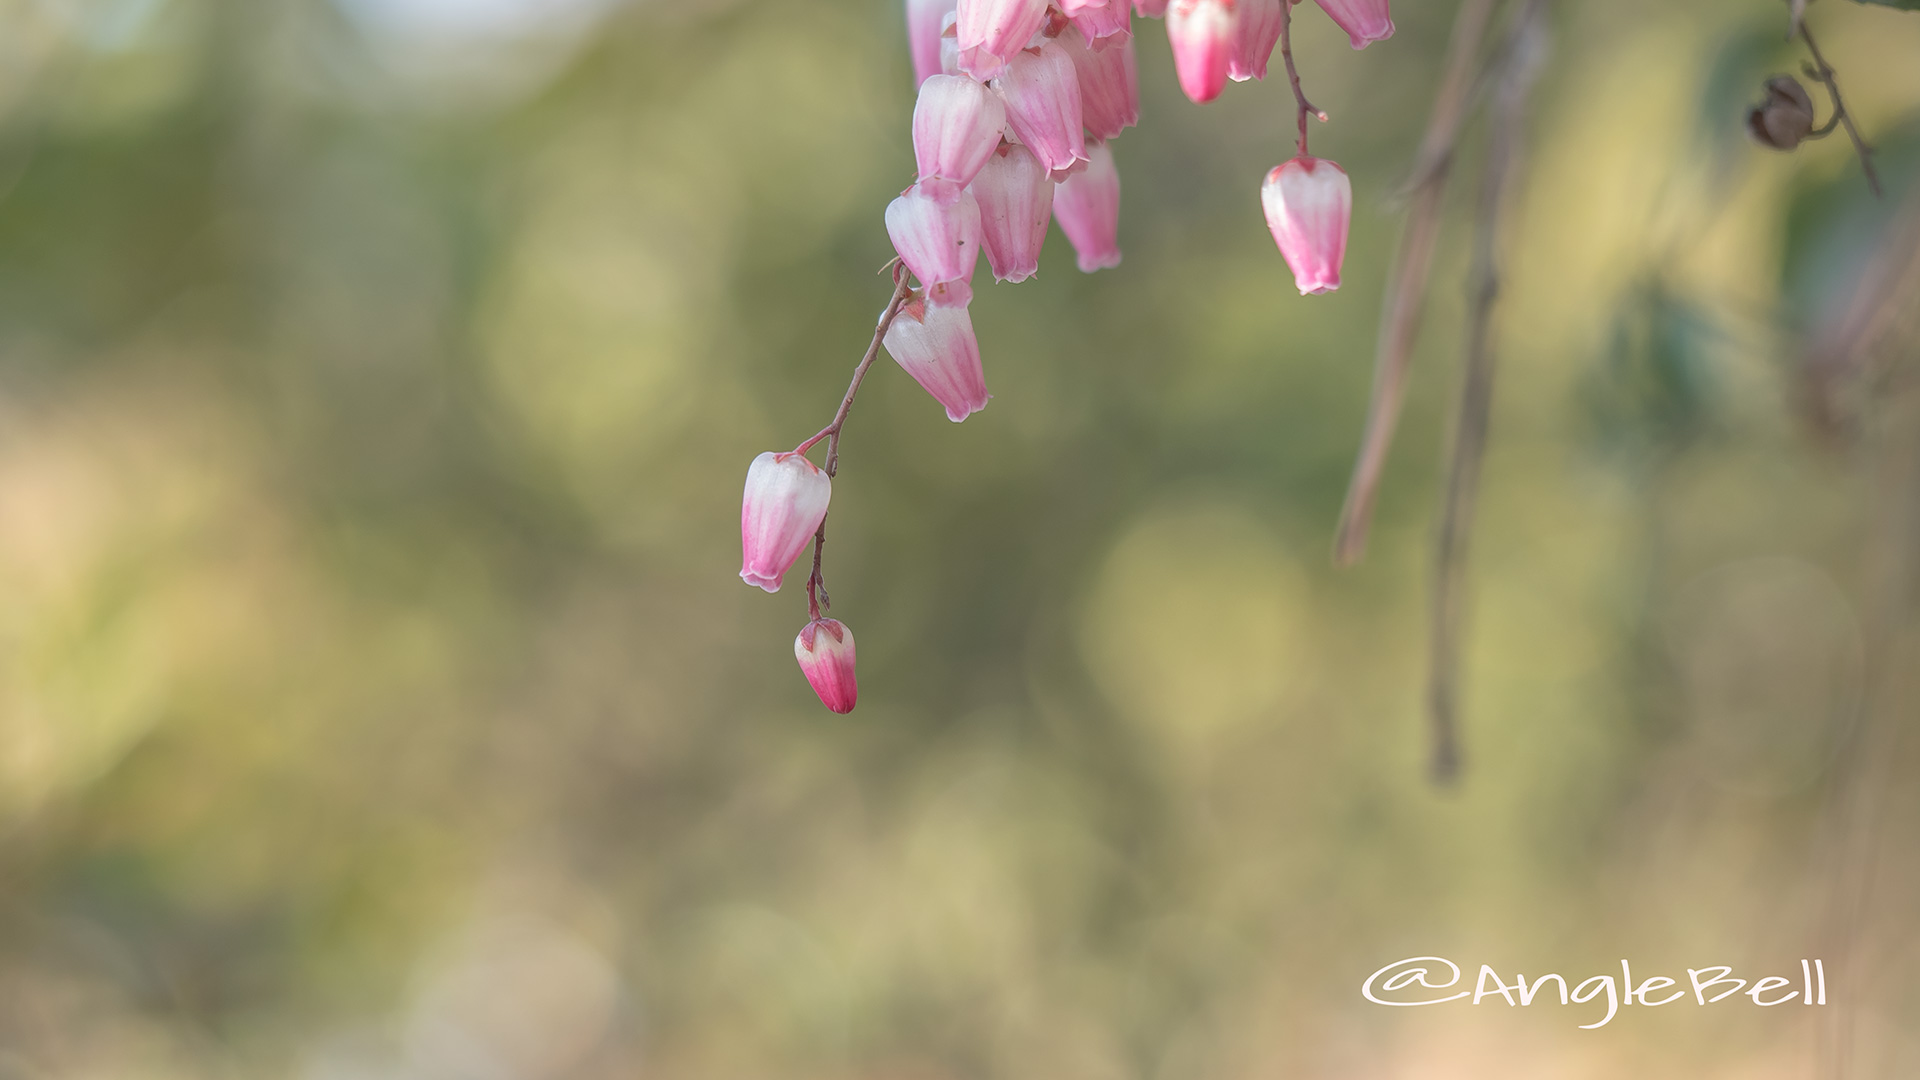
[1,0,1918,1076]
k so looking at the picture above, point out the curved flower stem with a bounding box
[1795,18,1881,199]
[1278,0,1328,157]
[795,260,917,616]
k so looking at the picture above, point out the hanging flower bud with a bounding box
[1166,0,1235,105]
[795,618,859,713]
[1135,0,1169,16]
[993,41,1088,174]
[1229,0,1281,81]
[887,183,983,287]
[740,452,831,593]
[908,0,961,86]
[914,75,1009,199]
[1260,155,1350,295]
[1070,0,1132,48]
[1059,20,1140,140]
[1747,76,1817,151]
[971,142,1053,283]
[884,291,991,422]
[1054,141,1122,273]
[1312,0,1393,49]
[955,0,1049,80]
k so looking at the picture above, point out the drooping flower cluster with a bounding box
[743,0,1392,712]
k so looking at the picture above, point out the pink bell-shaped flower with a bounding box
[1229,0,1281,81]
[955,0,1049,79]
[884,290,991,421]
[1165,0,1234,104]
[908,0,960,86]
[795,618,859,713]
[1134,0,1169,16]
[913,75,1008,199]
[740,451,831,592]
[970,142,1053,283]
[887,183,982,287]
[1058,23,1139,140]
[1312,0,1393,49]
[993,41,1087,174]
[1054,141,1122,273]
[1260,155,1350,294]
[1070,0,1132,47]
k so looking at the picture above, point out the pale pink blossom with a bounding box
[1054,141,1122,273]
[993,41,1087,174]
[908,0,960,86]
[1070,0,1132,47]
[1229,0,1281,81]
[795,618,858,713]
[1058,23,1139,140]
[970,142,1053,283]
[884,291,991,422]
[886,183,982,287]
[955,0,1049,79]
[740,452,832,593]
[1166,0,1235,104]
[1134,0,1169,16]
[1260,155,1350,294]
[939,12,962,76]
[1313,0,1393,49]
[913,75,1008,198]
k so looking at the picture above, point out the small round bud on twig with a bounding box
[1747,76,1817,151]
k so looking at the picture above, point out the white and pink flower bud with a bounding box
[908,0,961,86]
[913,75,1008,199]
[740,451,832,593]
[993,41,1087,175]
[1058,24,1139,141]
[1313,0,1393,49]
[886,183,983,287]
[955,0,1049,79]
[884,291,991,422]
[1260,155,1350,294]
[1054,141,1122,273]
[939,12,963,76]
[1166,0,1235,104]
[1134,0,1169,16]
[970,142,1053,283]
[1229,0,1281,81]
[795,618,858,713]
[1070,0,1132,47]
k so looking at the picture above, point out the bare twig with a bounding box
[1332,0,1501,567]
[1795,15,1881,198]
[1427,0,1549,784]
[796,261,916,617]
[1277,0,1328,156]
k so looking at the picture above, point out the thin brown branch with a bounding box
[1277,0,1328,156]
[1796,17,1881,198]
[1427,0,1549,785]
[796,262,916,616]
[1332,0,1500,567]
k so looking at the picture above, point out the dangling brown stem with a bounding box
[1277,0,1327,157]
[1428,0,1549,785]
[1333,0,1499,567]
[795,260,916,619]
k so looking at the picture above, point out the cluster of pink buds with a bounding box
[742,0,1391,713]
